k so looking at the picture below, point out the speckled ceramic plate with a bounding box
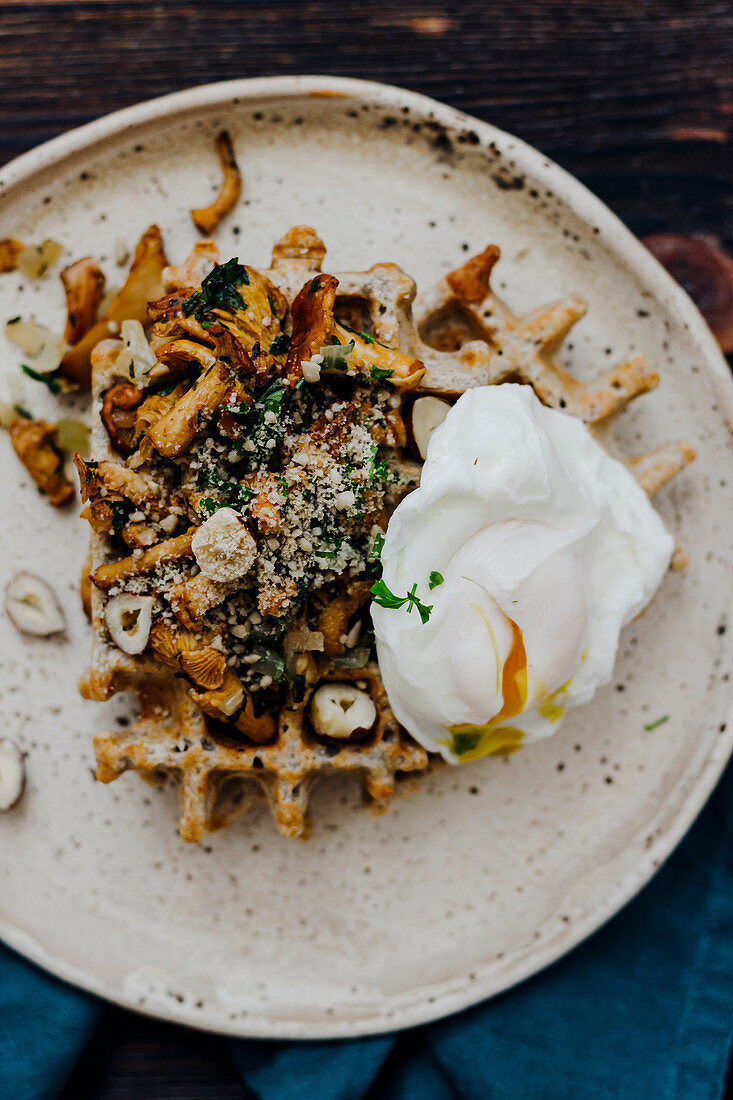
[0,77,731,1039]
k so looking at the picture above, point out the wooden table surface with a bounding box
[1,2,731,1096]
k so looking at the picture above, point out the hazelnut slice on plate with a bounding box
[309,683,377,743]
[411,396,450,460]
[5,572,66,636]
[0,740,25,811]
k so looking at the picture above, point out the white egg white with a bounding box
[372,384,673,763]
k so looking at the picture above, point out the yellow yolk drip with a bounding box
[444,616,528,761]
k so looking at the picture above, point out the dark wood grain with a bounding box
[1,1,731,1096]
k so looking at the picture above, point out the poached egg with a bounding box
[371,384,673,763]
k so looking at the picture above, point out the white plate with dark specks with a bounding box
[0,76,731,1039]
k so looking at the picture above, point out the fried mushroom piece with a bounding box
[61,225,168,387]
[191,132,242,235]
[149,267,288,378]
[446,244,501,303]
[101,382,144,454]
[287,274,425,388]
[286,275,339,384]
[74,455,163,539]
[90,529,195,590]
[8,417,73,506]
[61,257,106,344]
[0,239,23,273]
[313,579,373,657]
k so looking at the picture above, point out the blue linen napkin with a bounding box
[2,761,731,1100]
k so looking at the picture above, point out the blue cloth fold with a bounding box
[2,763,731,1100]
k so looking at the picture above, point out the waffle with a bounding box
[86,227,693,841]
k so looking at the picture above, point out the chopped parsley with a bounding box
[20,364,61,393]
[450,731,481,756]
[108,498,134,531]
[268,333,290,357]
[181,258,249,324]
[370,532,385,560]
[199,470,254,509]
[371,365,393,382]
[370,579,433,624]
[278,476,289,497]
[644,715,669,732]
[198,497,228,518]
[13,405,32,420]
[367,444,390,482]
[258,380,286,419]
[428,571,444,589]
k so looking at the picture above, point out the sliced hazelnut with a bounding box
[6,572,66,636]
[411,396,451,460]
[105,593,154,654]
[0,740,25,811]
[192,507,257,583]
[309,683,377,742]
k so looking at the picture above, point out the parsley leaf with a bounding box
[429,570,444,590]
[200,471,254,508]
[13,404,32,420]
[268,333,290,357]
[371,365,393,382]
[181,258,249,324]
[369,579,433,624]
[198,497,225,518]
[20,364,61,393]
[367,443,390,482]
[644,715,670,732]
[370,533,385,560]
[258,380,286,419]
[450,731,482,756]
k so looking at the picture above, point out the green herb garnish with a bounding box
[367,443,390,482]
[370,579,433,624]
[429,571,444,590]
[450,731,481,756]
[13,405,32,420]
[370,533,385,560]
[644,715,669,732]
[268,333,290,357]
[198,497,227,518]
[258,380,286,418]
[20,364,61,393]
[371,365,393,382]
[181,258,249,324]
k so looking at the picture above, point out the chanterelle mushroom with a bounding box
[8,417,74,506]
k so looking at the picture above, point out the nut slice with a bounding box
[105,594,154,654]
[411,396,451,460]
[0,740,25,811]
[6,572,66,636]
[310,683,377,742]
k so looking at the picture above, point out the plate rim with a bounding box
[1,73,731,1039]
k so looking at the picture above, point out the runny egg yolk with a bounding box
[444,614,529,761]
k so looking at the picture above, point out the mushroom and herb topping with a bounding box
[79,251,424,727]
